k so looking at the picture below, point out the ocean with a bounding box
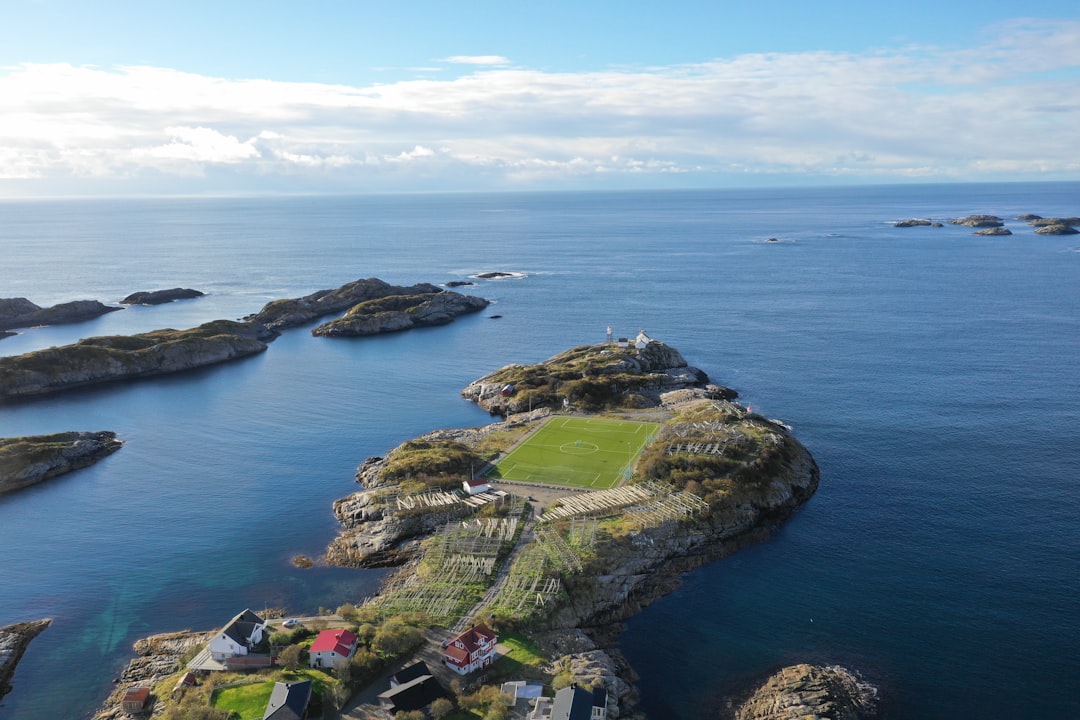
[0,184,1077,719]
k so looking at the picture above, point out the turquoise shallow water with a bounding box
[0,184,1078,718]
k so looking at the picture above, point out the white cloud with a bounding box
[440,55,512,65]
[2,19,1079,194]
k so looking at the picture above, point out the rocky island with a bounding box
[0,297,122,334]
[93,337,868,720]
[0,278,488,402]
[732,664,878,720]
[120,288,205,305]
[312,289,489,337]
[0,320,276,401]
[0,431,123,495]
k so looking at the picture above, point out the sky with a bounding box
[2,0,1079,196]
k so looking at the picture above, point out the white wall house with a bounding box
[208,609,267,661]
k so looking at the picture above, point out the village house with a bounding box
[308,628,359,670]
[377,673,447,715]
[208,609,268,662]
[530,684,607,720]
[261,679,311,720]
[442,623,498,675]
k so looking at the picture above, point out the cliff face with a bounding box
[0,431,123,495]
[0,320,274,401]
[549,436,818,630]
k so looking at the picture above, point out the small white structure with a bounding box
[463,478,491,496]
[634,329,653,350]
[208,609,267,662]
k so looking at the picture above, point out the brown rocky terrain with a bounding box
[0,430,123,495]
[731,663,877,720]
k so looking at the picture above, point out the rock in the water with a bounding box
[974,227,1012,236]
[444,281,475,287]
[949,215,1004,228]
[1034,223,1079,235]
[1027,216,1079,227]
[120,288,205,305]
[732,664,877,720]
[312,291,489,337]
[1016,213,1042,221]
[0,431,123,495]
[893,218,933,227]
[0,619,51,701]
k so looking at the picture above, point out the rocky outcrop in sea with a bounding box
[120,288,205,305]
[245,277,445,331]
[0,619,51,701]
[949,215,1004,228]
[312,290,489,337]
[0,431,123,495]
[730,663,877,720]
[0,298,121,331]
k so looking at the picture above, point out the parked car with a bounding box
[282,618,298,628]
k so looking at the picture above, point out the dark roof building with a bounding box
[391,660,431,687]
[377,674,447,714]
[262,679,312,720]
[550,684,607,720]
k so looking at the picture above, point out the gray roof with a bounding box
[551,685,600,720]
[223,608,265,646]
[263,680,312,720]
[378,674,447,712]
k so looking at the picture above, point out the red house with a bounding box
[309,628,358,670]
[443,623,498,675]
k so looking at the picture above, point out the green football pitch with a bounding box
[485,416,660,490]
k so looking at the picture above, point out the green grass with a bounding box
[212,669,334,720]
[486,416,659,489]
[212,681,273,719]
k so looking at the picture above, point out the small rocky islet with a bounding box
[892,213,1079,235]
[0,619,52,702]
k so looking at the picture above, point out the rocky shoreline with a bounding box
[0,431,123,495]
[0,619,51,702]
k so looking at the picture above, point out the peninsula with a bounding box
[0,431,123,495]
[0,620,51,702]
[0,297,122,334]
[0,278,487,402]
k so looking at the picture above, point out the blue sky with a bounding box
[2,0,1079,195]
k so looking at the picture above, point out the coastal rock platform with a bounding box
[731,663,878,720]
[0,619,51,702]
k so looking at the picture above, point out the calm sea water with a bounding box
[0,184,1077,719]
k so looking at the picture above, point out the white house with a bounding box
[209,609,268,661]
[463,478,491,495]
[443,623,498,675]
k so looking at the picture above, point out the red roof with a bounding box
[310,628,358,657]
[465,478,489,488]
[444,623,497,663]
